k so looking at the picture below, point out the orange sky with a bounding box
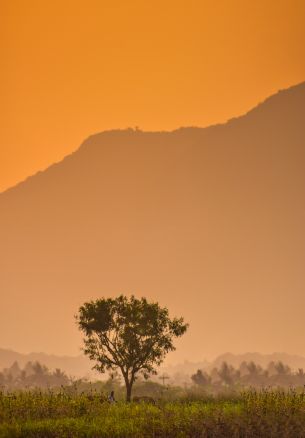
[1,0,305,193]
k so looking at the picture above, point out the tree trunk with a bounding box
[126,381,133,402]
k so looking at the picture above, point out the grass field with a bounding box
[0,389,304,437]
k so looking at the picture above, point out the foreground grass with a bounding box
[0,389,304,437]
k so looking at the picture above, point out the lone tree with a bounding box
[76,295,188,401]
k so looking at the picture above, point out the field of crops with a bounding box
[0,389,304,437]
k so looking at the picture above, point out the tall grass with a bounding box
[0,388,304,437]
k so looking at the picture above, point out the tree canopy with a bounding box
[76,295,188,401]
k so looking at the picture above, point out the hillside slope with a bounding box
[1,82,305,361]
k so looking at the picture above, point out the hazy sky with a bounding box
[1,0,305,192]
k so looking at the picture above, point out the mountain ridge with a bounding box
[1,81,304,197]
[1,81,305,361]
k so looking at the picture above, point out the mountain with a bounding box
[0,82,305,361]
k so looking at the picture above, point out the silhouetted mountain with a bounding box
[1,82,305,361]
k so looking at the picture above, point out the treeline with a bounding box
[2,359,305,393]
[0,361,70,390]
[191,361,305,389]
[0,363,171,400]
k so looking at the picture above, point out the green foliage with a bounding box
[76,295,188,401]
[0,389,304,437]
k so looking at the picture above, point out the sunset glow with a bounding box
[1,0,305,192]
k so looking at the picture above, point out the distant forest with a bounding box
[1,360,305,392]
[191,361,305,390]
[0,361,70,390]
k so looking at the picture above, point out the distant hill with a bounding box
[0,82,305,360]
